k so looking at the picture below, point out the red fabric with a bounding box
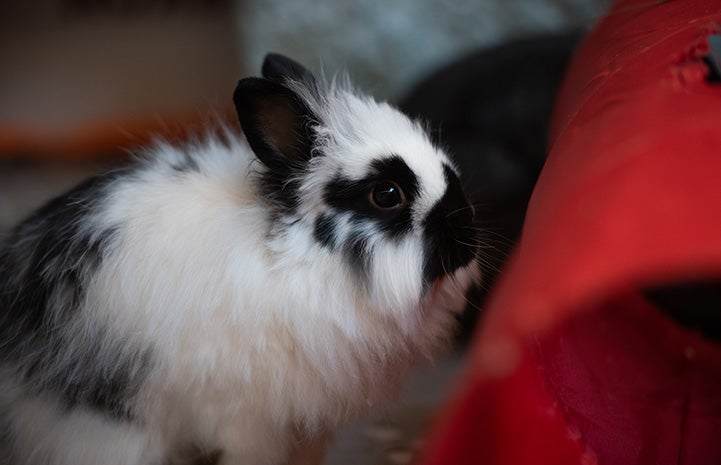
[419,0,721,464]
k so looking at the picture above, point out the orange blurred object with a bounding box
[0,2,241,160]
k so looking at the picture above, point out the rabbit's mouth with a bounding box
[430,276,449,299]
[426,262,480,313]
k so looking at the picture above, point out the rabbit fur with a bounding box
[0,54,480,465]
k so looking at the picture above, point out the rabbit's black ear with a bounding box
[233,77,316,171]
[261,53,318,87]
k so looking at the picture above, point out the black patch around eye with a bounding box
[323,155,419,240]
[368,156,420,203]
[423,165,478,285]
[313,213,337,249]
[370,181,404,209]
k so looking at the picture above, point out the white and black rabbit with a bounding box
[0,54,480,465]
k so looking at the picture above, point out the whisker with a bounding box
[455,239,480,248]
[476,261,501,275]
[460,227,515,248]
[461,225,513,239]
[473,252,503,274]
[454,232,511,259]
[445,205,476,219]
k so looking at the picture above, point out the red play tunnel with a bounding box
[420,0,721,464]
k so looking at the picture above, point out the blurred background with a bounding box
[0,0,610,224]
[1,0,609,161]
[0,0,611,463]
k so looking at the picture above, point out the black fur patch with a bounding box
[0,175,116,349]
[323,155,419,240]
[0,168,151,421]
[344,231,372,282]
[234,77,319,213]
[165,445,223,465]
[43,332,152,420]
[313,213,337,249]
[423,165,478,285]
[171,149,201,173]
[320,155,422,280]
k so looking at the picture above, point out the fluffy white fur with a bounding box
[1,75,479,465]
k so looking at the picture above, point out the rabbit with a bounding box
[0,54,480,465]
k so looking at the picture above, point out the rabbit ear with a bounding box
[233,77,316,171]
[262,53,318,87]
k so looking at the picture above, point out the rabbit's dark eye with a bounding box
[369,181,405,210]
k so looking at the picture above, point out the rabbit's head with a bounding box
[234,54,480,340]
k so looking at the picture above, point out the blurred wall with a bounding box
[0,0,611,159]
[0,0,242,157]
[237,0,612,98]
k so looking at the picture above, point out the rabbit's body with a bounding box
[0,55,479,465]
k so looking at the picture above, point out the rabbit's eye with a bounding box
[369,181,406,210]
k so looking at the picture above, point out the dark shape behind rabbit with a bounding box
[399,31,583,341]
[0,54,480,465]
